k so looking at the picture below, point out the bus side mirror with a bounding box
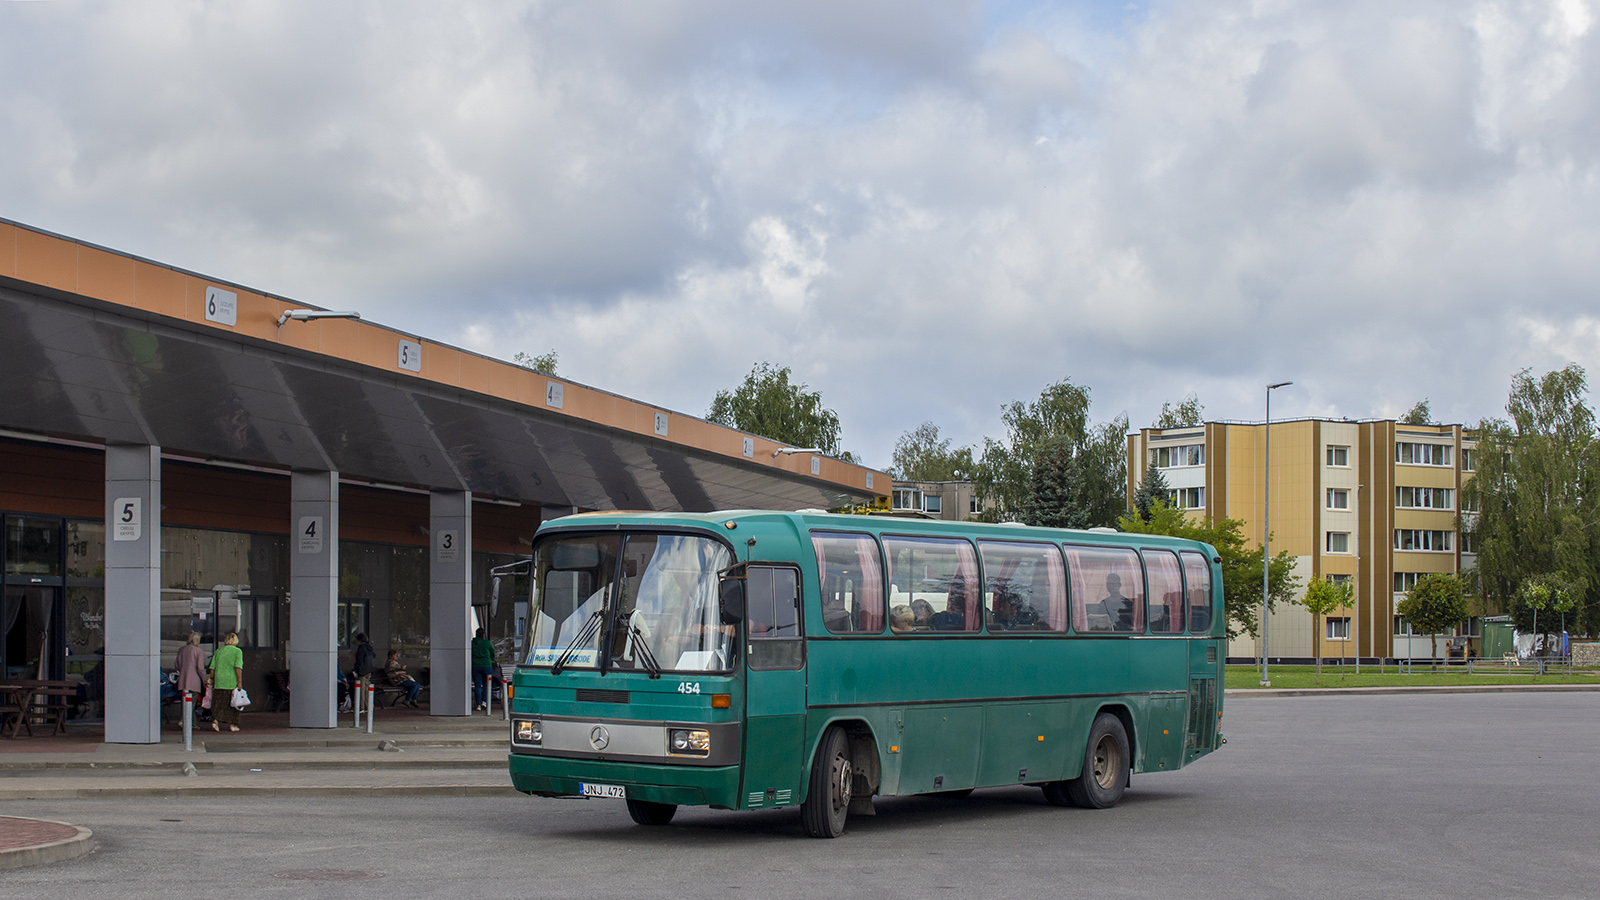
[489,575,503,617]
[719,578,745,625]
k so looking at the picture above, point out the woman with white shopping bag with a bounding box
[208,631,247,732]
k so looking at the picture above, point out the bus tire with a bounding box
[626,799,678,826]
[1065,712,1129,809]
[801,725,853,838]
[1040,781,1073,807]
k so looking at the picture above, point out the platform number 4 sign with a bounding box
[297,516,324,554]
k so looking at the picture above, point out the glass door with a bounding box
[3,585,63,680]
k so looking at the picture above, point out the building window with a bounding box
[1326,488,1349,510]
[969,495,982,515]
[1326,445,1349,467]
[923,495,942,515]
[1460,532,1477,553]
[1460,448,1475,471]
[1171,487,1204,509]
[1394,529,1453,552]
[1151,444,1205,468]
[1326,532,1350,553]
[1325,617,1350,640]
[1396,487,1453,509]
[1396,442,1452,466]
[1329,574,1352,587]
[1394,572,1421,593]
[892,488,922,511]
[337,599,370,648]
[236,596,278,650]
[1393,615,1413,636]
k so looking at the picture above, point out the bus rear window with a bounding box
[812,533,885,634]
[1066,545,1145,634]
[1143,549,1184,634]
[1181,551,1213,633]
[884,536,980,633]
[978,541,1067,632]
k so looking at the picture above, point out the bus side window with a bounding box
[811,533,885,634]
[1181,551,1213,634]
[1143,550,1184,634]
[978,540,1067,632]
[1065,545,1145,634]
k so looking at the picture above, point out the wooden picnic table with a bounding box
[0,680,78,738]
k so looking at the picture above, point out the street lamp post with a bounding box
[1262,381,1292,687]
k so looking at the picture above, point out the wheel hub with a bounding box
[831,752,853,812]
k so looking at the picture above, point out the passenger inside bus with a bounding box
[1097,573,1135,632]
[989,589,1041,631]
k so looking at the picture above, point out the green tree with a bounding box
[1118,502,1300,640]
[1513,573,1579,649]
[1156,393,1204,428]
[1300,576,1354,685]
[1461,365,1598,637]
[890,422,974,482]
[513,350,558,375]
[971,379,1127,529]
[1398,573,1470,669]
[708,363,852,460]
[1400,399,1431,424]
[1132,462,1171,523]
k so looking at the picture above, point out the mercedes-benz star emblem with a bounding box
[589,725,610,751]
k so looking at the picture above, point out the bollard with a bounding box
[182,692,194,752]
[503,680,511,721]
[366,682,375,734]
[352,677,363,729]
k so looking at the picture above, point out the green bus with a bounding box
[504,510,1225,837]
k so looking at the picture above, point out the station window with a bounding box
[337,599,370,648]
[811,533,885,634]
[1181,551,1213,634]
[1325,617,1350,640]
[236,596,279,650]
[1327,445,1349,467]
[884,536,979,633]
[1065,545,1145,634]
[1143,549,1184,634]
[978,541,1066,633]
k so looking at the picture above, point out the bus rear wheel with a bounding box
[626,799,678,826]
[1064,712,1129,809]
[801,725,853,838]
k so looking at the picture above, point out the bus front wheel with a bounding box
[626,799,678,826]
[801,726,853,838]
[1063,712,1129,809]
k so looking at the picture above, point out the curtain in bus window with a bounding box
[811,533,884,634]
[883,536,980,633]
[1065,545,1145,633]
[978,541,1067,632]
[1143,550,1184,634]
[1181,551,1213,633]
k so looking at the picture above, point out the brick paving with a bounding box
[0,816,78,851]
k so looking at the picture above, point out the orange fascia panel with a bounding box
[76,247,137,307]
[457,354,494,396]
[16,229,78,292]
[0,223,17,278]
[132,261,188,318]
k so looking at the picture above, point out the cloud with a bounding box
[4,0,1600,467]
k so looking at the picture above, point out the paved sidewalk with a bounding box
[1229,682,1600,698]
[0,706,517,801]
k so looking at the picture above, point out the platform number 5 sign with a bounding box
[112,497,142,541]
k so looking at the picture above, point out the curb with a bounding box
[0,817,95,872]
[0,758,507,773]
[1230,683,1600,698]
[0,785,519,801]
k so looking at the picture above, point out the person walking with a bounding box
[208,632,245,732]
[174,632,207,721]
[471,628,496,711]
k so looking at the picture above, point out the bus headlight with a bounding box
[514,718,542,745]
[669,728,710,756]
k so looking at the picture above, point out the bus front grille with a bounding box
[576,689,631,704]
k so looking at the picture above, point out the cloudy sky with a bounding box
[5,0,1600,468]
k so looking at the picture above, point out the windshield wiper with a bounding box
[550,608,605,675]
[628,623,663,679]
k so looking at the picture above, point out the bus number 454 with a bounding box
[676,683,701,695]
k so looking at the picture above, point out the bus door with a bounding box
[739,565,807,809]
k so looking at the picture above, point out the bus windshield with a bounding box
[524,531,735,674]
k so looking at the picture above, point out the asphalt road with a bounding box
[6,692,1597,900]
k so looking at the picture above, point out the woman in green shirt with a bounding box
[209,632,246,732]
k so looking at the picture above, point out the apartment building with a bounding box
[1127,419,1476,663]
[889,481,988,520]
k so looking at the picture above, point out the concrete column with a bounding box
[104,445,161,744]
[289,471,339,728]
[429,490,472,716]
